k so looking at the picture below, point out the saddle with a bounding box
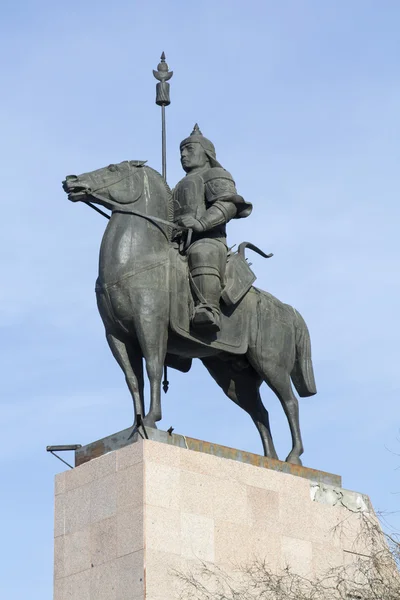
[169,242,272,356]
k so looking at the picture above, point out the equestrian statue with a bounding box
[61,55,317,465]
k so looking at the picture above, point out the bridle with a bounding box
[84,163,187,236]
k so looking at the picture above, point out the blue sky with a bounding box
[1,1,400,597]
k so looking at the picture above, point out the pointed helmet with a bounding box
[180,124,222,168]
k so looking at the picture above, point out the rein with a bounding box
[85,163,187,233]
[86,195,185,232]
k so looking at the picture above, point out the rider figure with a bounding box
[174,124,252,332]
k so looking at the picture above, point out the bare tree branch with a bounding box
[175,513,400,600]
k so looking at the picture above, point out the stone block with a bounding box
[90,559,117,600]
[278,490,313,541]
[117,463,143,510]
[144,439,180,468]
[180,445,231,479]
[145,504,181,555]
[55,472,66,496]
[145,550,185,600]
[66,452,116,492]
[309,500,346,547]
[179,469,214,516]
[91,517,117,567]
[117,505,143,557]
[312,541,344,576]
[281,535,313,577]
[248,528,281,570]
[117,439,143,471]
[54,535,65,580]
[64,528,91,576]
[211,477,248,525]
[53,577,64,600]
[247,486,280,531]
[54,493,65,538]
[233,459,311,499]
[214,520,251,565]
[116,551,144,599]
[333,511,373,554]
[145,461,180,510]
[64,485,91,534]
[61,568,91,600]
[214,518,279,570]
[90,473,117,523]
[181,512,215,561]
[54,431,381,600]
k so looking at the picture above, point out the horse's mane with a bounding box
[143,164,175,229]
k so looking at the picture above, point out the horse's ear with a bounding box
[130,160,147,167]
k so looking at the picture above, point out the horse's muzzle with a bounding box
[62,176,90,200]
[62,175,79,191]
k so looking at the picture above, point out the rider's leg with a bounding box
[187,238,226,332]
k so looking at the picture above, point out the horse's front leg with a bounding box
[106,332,145,424]
[134,289,169,429]
[143,352,167,429]
[97,288,145,424]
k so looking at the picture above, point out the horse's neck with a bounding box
[106,167,171,219]
[98,168,171,284]
[141,166,172,221]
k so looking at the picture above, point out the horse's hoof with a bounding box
[286,453,303,466]
[142,416,158,430]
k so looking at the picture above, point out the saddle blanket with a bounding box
[169,248,250,355]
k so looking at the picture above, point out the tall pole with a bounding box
[153,52,173,181]
[161,106,166,179]
[153,53,173,393]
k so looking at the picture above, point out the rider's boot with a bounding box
[187,238,226,333]
[190,268,221,333]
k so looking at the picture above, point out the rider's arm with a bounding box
[203,167,253,222]
[197,200,237,231]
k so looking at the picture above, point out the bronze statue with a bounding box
[62,154,317,465]
[61,53,317,464]
[173,124,252,332]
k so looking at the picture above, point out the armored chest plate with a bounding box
[173,173,206,220]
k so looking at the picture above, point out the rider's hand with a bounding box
[178,215,204,232]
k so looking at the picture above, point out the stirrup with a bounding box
[191,305,221,332]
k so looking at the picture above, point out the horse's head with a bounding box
[62,160,147,210]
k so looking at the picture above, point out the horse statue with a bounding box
[62,160,316,465]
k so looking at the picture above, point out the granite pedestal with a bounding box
[53,429,377,600]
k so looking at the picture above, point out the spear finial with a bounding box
[153,52,173,180]
[153,52,173,106]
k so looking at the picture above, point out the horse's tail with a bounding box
[290,310,317,397]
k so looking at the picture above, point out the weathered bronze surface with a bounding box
[75,427,338,488]
[62,134,317,464]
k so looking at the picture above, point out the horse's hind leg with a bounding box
[262,363,304,465]
[201,357,278,459]
[106,333,145,424]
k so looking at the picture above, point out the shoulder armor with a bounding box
[203,168,237,203]
[202,167,235,185]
